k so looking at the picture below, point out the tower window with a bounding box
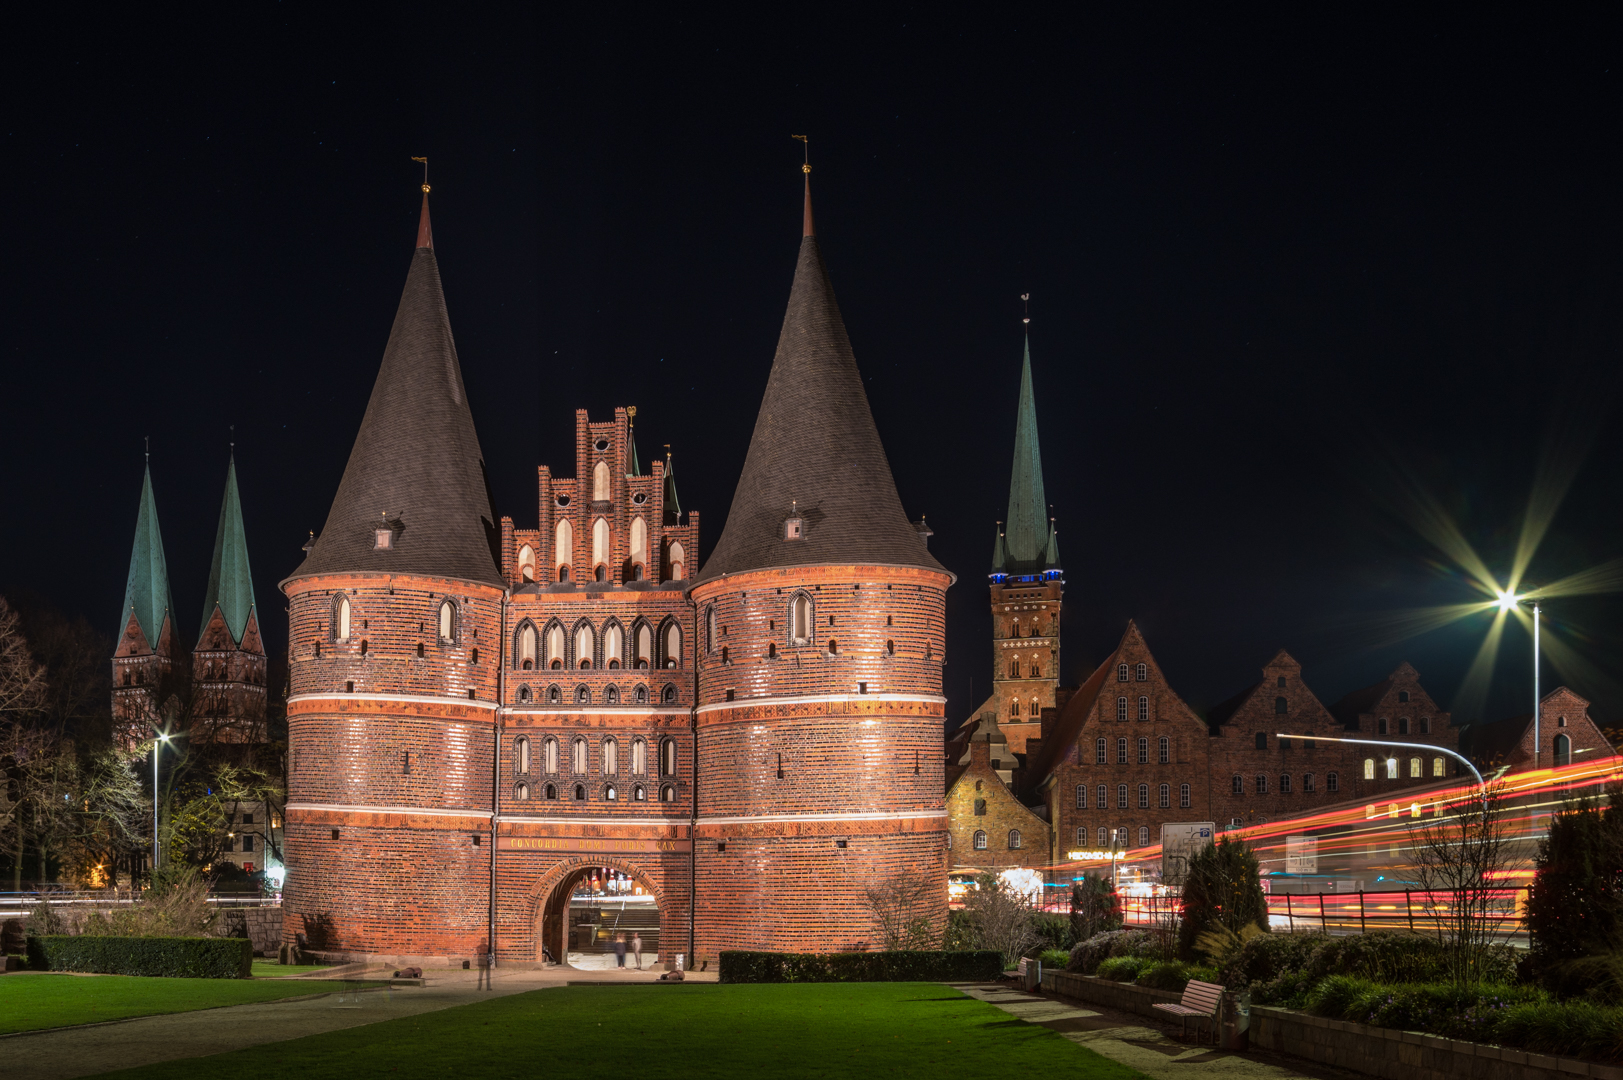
[1009,659,1020,678]
[516,736,530,774]
[332,595,350,642]
[1117,663,1128,682]
[790,593,813,644]
[438,601,456,643]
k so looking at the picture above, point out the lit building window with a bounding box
[973,830,987,850]
[1364,758,1376,780]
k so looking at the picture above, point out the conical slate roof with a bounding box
[120,464,175,649]
[1002,333,1052,568]
[199,453,257,644]
[662,448,682,527]
[287,194,502,588]
[695,180,944,583]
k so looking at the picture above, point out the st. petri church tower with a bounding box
[689,174,953,955]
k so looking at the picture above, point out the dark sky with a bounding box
[5,9,1621,731]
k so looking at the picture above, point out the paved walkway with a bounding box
[4,962,711,1080]
[956,984,1356,1080]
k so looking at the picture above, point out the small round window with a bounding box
[594,439,610,452]
[632,492,647,505]
[556,494,570,508]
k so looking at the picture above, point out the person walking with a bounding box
[613,932,627,969]
[631,932,643,970]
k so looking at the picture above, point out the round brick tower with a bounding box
[280,191,505,961]
[690,174,952,956]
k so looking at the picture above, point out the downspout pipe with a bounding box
[689,589,699,971]
[491,589,508,968]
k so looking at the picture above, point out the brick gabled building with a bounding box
[191,453,268,744]
[946,720,1050,874]
[112,463,181,752]
[1461,686,1614,771]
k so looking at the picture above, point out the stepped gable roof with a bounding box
[695,176,945,583]
[199,453,257,645]
[1204,682,1258,731]
[287,192,502,589]
[1328,669,1400,730]
[1001,334,1053,571]
[120,464,176,649]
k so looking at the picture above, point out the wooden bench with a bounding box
[1151,980,1224,1043]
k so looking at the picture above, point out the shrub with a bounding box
[1031,913,1075,953]
[943,909,976,951]
[1136,960,1217,992]
[1215,930,1319,992]
[1177,837,1267,960]
[79,867,217,939]
[1498,998,1623,1061]
[1038,948,1071,969]
[1526,781,1623,991]
[1306,975,1541,1043]
[1067,928,1153,974]
[717,950,1003,984]
[1070,875,1123,941]
[1096,956,1150,982]
[1234,932,1518,1007]
[26,935,251,978]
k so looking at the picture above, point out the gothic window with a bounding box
[1095,738,1107,764]
[662,682,676,703]
[632,738,647,774]
[576,685,590,705]
[546,623,565,669]
[438,600,456,643]
[1009,659,1020,678]
[516,736,530,774]
[1138,784,1149,808]
[518,623,537,670]
[1553,734,1572,766]
[827,639,838,655]
[1010,699,1020,718]
[543,737,558,773]
[603,737,618,776]
[973,830,987,850]
[635,624,653,668]
[593,460,611,502]
[1137,737,1148,764]
[1255,732,1267,750]
[1433,755,1447,776]
[1158,736,1170,764]
[517,685,531,704]
[604,784,618,801]
[576,624,595,669]
[605,685,620,705]
[1398,717,1410,735]
[633,784,646,802]
[1008,829,1022,850]
[1327,771,1339,792]
[705,607,718,653]
[1304,773,1315,792]
[592,517,610,579]
[544,782,557,800]
[1030,662,1041,678]
[515,783,529,802]
[1255,774,1268,795]
[517,544,536,583]
[574,784,586,801]
[629,517,648,578]
[769,642,778,659]
[660,738,677,776]
[1409,756,1422,778]
[1280,774,1292,793]
[548,684,561,705]
[666,540,686,581]
[1096,784,1107,809]
[1180,783,1191,808]
[1138,696,1149,720]
[1136,663,1147,681]
[571,737,587,774]
[1117,784,1128,808]
[1116,696,1128,721]
[604,623,623,668]
[333,595,350,642]
[554,518,573,580]
[1158,783,1170,808]
[1028,698,1039,717]
[1116,738,1128,764]
[660,784,676,803]
[1363,758,1375,780]
[1274,696,1288,714]
[1232,774,1243,795]
[663,623,682,668]
[790,593,813,644]
[1117,663,1129,681]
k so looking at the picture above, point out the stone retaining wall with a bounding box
[217,907,281,956]
[1040,969,1184,1019]
[1249,1005,1623,1080]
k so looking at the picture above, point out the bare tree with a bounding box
[962,873,1041,969]
[0,597,48,717]
[862,872,944,950]
[1407,781,1512,985]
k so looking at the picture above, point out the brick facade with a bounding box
[111,609,180,750]
[947,736,1051,873]
[1462,686,1613,771]
[982,577,1062,755]
[191,607,268,743]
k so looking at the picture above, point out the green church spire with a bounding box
[990,522,1007,573]
[199,453,257,644]
[1003,333,1051,566]
[120,463,176,650]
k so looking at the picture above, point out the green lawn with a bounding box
[0,973,358,1034]
[91,982,1152,1079]
[249,962,335,978]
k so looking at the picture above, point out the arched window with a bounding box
[1117,663,1129,681]
[1075,784,1086,808]
[1117,784,1128,808]
[1433,756,1447,776]
[634,684,648,705]
[663,623,682,668]
[515,782,530,802]
[576,623,594,668]
[543,783,557,800]
[705,607,718,653]
[1096,784,1107,808]
[1008,829,1022,850]
[574,784,586,801]
[604,784,618,801]
[571,737,587,774]
[629,517,648,578]
[554,518,573,579]
[1408,756,1421,778]
[543,737,559,773]
[1136,663,1147,681]
[1398,717,1410,735]
[1138,783,1149,808]
[518,623,537,670]
[1138,696,1149,720]
[1385,758,1398,780]
[1280,774,1292,793]
[659,784,676,803]
[591,517,610,579]
[667,540,686,581]
[1232,774,1243,795]
[1137,737,1148,764]
[632,738,647,775]
[635,624,653,668]
[1095,738,1107,764]
[603,623,623,669]
[1327,771,1339,792]
[1116,738,1127,763]
[516,736,530,774]
[1274,696,1288,714]
[603,737,618,776]
[333,595,351,642]
[517,544,536,583]
[1138,827,1150,847]
[1255,775,1268,794]
[1158,783,1170,808]
[1009,699,1020,718]
[973,830,987,850]
[790,593,813,644]
[1116,696,1128,721]
[517,685,531,704]
[593,460,611,502]
[1098,827,1109,847]
[659,737,677,776]
[1009,659,1020,678]
[545,623,565,669]
[1553,734,1570,766]
[1028,698,1039,717]
[633,784,646,802]
[1158,736,1170,764]
[1180,783,1191,808]
[1030,662,1041,677]
[576,685,590,705]
[548,684,561,704]
[438,600,456,643]
[1363,758,1375,779]
[1558,715,1567,727]
[1378,717,1389,735]
[1421,716,1432,734]
[1303,772,1315,792]
[1011,619,1021,638]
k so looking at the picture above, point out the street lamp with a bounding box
[152,731,171,873]
[1495,590,1541,770]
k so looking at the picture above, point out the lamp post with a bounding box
[152,731,171,873]
[1495,591,1541,769]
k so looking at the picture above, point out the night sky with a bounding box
[5,10,1621,731]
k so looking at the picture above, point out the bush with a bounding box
[1096,956,1150,982]
[717,950,1003,984]
[26,935,251,978]
[1038,948,1071,969]
[1498,998,1623,1061]
[1231,932,1520,1007]
[1526,781,1623,991]
[80,867,217,938]
[1136,960,1218,993]
[1067,928,1154,974]
[1177,837,1268,960]
[1070,875,1123,941]
[1031,913,1075,953]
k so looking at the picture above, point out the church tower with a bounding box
[112,462,179,752]
[280,187,505,961]
[690,168,952,957]
[193,452,268,743]
[984,332,1062,755]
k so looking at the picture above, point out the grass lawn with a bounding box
[0,973,359,1034]
[91,982,1153,1080]
[249,961,335,978]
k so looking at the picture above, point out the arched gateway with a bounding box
[528,858,667,968]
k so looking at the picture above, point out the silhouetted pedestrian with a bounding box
[613,932,627,968]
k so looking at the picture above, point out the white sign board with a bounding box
[1285,835,1318,875]
[1159,822,1215,887]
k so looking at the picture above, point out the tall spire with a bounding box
[662,445,682,526]
[199,452,257,644]
[416,191,434,250]
[120,463,175,649]
[696,164,944,583]
[1002,332,1051,567]
[990,522,1007,574]
[288,187,502,588]
[626,406,642,477]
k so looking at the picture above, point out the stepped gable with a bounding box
[120,464,175,648]
[695,177,944,583]
[199,453,257,644]
[288,193,502,588]
[1327,661,1413,730]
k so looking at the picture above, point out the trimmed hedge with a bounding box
[718,950,1003,983]
[26,935,251,978]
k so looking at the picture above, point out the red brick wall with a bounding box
[947,738,1051,872]
[987,578,1062,754]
